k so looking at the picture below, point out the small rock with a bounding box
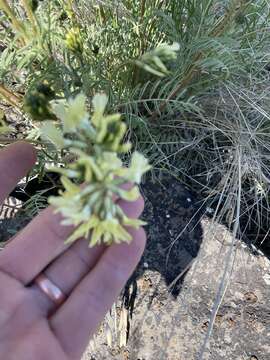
[244,292,258,304]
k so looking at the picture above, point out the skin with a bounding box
[0,142,146,360]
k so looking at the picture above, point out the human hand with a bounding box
[0,142,146,360]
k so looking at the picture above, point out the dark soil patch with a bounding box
[127,175,204,299]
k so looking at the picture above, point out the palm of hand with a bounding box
[0,142,145,360]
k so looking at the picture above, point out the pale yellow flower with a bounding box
[65,27,83,53]
[45,93,150,246]
[92,93,108,127]
[41,122,65,149]
[66,215,100,244]
[135,42,180,77]
[127,151,151,183]
[90,217,132,247]
[52,94,88,133]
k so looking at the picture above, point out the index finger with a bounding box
[0,142,36,204]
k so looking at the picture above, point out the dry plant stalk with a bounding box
[0,84,22,108]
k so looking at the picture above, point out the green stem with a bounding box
[99,5,106,25]
[210,0,243,37]
[21,0,38,36]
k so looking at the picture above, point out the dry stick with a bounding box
[1,203,21,211]
[149,53,202,120]
[0,138,43,146]
[210,0,245,38]
[198,148,242,360]
[0,84,22,108]
[149,0,244,121]
[140,0,146,19]
[167,258,196,291]
[0,138,20,144]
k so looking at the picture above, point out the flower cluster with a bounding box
[24,81,56,121]
[135,42,180,77]
[65,27,83,54]
[41,93,150,246]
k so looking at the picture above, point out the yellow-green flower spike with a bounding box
[65,27,83,53]
[135,42,180,77]
[42,93,151,246]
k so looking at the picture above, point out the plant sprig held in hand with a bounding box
[41,93,151,247]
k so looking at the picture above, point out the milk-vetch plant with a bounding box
[42,93,150,246]
[0,1,270,355]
